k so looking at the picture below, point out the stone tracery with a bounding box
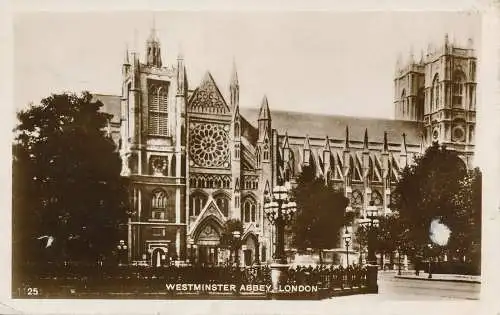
[189,123,230,168]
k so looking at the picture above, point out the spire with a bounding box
[283,131,290,149]
[146,19,162,67]
[444,33,449,49]
[149,14,159,42]
[419,49,424,64]
[176,51,185,95]
[123,44,130,65]
[230,60,239,109]
[344,126,349,150]
[258,95,271,120]
[323,135,331,152]
[363,128,369,151]
[400,133,407,154]
[304,135,311,150]
[230,59,239,87]
[383,131,388,153]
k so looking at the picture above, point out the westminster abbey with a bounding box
[95,29,477,267]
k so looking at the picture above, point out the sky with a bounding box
[14,11,481,119]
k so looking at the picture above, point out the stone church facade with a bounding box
[95,30,477,267]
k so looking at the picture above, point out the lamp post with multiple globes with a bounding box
[358,202,380,293]
[263,184,297,294]
[117,239,128,266]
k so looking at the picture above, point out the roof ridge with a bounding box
[240,106,412,122]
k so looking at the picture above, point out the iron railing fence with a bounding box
[15,263,368,297]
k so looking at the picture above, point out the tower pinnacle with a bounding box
[230,59,239,109]
[145,22,162,67]
[258,96,271,120]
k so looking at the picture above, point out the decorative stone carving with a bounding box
[150,155,168,176]
[189,123,230,168]
[189,74,230,114]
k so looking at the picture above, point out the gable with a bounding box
[188,72,230,114]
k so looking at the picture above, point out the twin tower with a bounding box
[393,34,476,159]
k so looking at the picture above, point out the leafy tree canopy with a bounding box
[219,219,244,250]
[13,92,128,265]
[291,166,350,254]
[390,142,481,262]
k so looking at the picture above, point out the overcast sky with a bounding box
[14,11,481,118]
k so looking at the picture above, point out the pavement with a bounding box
[393,270,480,283]
[375,270,480,301]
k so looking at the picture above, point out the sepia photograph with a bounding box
[10,8,487,308]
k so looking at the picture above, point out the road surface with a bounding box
[376,271,480,300]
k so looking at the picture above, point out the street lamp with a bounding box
[232,230,242,267]
[359,204,380,265]
[427,243,433,279]
[263,184,297,294]
[343,229,352,267]
[358,202,380,293]
[117,239,128,266]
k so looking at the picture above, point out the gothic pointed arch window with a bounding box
[189,191,208,217]
[214,192,230,217]
[431,74,440,111]
[242,197,257,223]
[148,82,169,136]
[452,71,466,108]
[263,138,270,161]
[151,189,168,220]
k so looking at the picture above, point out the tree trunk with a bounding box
[318,248,323,265]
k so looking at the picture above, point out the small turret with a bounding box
[283,131,290,162]
[230,60,239,110]
[344,126,350,150]
[145,26,162,68]
[363,128,369,151]
[383,131,389,153]
[258,95,271,141]
[400,133,408,167]
[303,135,311,166]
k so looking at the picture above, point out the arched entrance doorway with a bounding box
[193,217,223,265]
[151,248,167,267]
[242,233,259,266]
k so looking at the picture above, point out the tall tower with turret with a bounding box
[120,26,188,265]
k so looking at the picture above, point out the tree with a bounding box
[291,166,350,263]
[450,168,481,268]
[13,92,128,267]
[355,213,409,266]
[219,219,244,263]
[390,142,480,264]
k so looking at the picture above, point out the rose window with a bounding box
[189,123,230,168]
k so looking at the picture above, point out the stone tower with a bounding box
[120,26,188,264]
[394,34,477,168]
